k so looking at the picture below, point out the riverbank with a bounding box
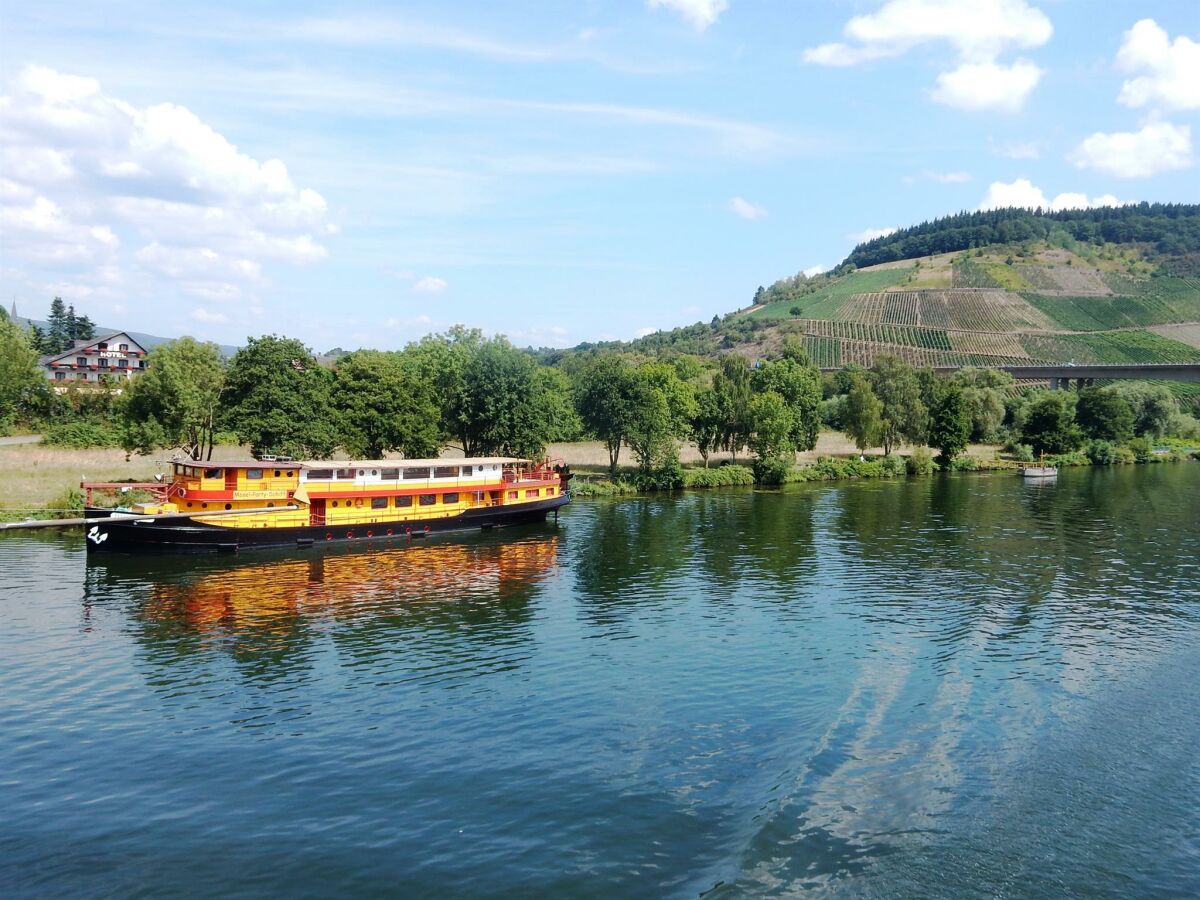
[569,441,1200,496]
[1,436,1195,519]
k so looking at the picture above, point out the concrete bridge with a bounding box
[821,363,1200,389]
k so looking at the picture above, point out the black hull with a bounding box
[84,495,570,554]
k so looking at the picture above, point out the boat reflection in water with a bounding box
[85,529,561,680]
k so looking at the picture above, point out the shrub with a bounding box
[44,419,122,449]
[948,455,979,471]
[1009,443,1035,463]
[569,477,638,497]
[1086,440,1120,465]
[1166,413,1200,441]
[634,459,685,491]
[753,455,793,485]
[681,464,755,488]
[906,447,934,475]
[47,487,85,518]
[1045,450,1090,467]
[879,454,907,476]
[1115,446,1137,464]
[1127,436,1154,463]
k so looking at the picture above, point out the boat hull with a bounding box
[83,495,570,554]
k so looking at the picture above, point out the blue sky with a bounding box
[1,1,1197,350]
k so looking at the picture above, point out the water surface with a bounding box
[2,465,1199,897]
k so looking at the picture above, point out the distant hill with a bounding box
[843,203,1200,273]
[553,206,1200,412]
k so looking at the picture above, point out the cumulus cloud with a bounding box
[804,0,1052,112]
[413,275,448,294]
[727,196,767,220]
[1116,19,1200,112]
[923,170,971,183]
[931,59,1042,113]
[852,226,897,243]
[1068,122,1193,178]
[647,0,728,31]
[977,178,1129,211]
[803,264,829,277]
[0,64,330,319]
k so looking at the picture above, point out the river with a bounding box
[2,465,1198,897]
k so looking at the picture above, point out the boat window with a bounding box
[371,497,387,509]
[358,469,366,477]
[224,503,232,510]
[473,491,485,502]
[380,468,399,480]
[442,493,458,504]
[395,496,412,508]
[286,471,295,478]
[507,491,517,499]
[419,494,436,506]
[273,470,281,477]
[434,465,459,478]
[206,468,222,480]
[307,469,332,480]
[336,468,355,480]
[246,469,263,480]
[332,501,339,507]
[404,467,431,480]
[526,489,539,498]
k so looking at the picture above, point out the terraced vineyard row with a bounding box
[795,334,1034,369]
[1021,290,1200,331]
[1018,330,1200,364]
[833,290,1055,332]
[794,319,951,350]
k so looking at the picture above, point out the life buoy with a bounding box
[346,531,354,539]
[424,525,431,533]
[366,530,373,538]
[326,533,332,541]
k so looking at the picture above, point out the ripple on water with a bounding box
[1,465,1199,897]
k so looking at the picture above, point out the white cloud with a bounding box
[852,226,897,243]
[727,196,767,220]
[190,307,229,324]
[647,0,728,31]
[931,59,1042,113]
[923,170,972,183]
[635,326,658,337]
[0,64,330,318]
[413,276,448,294]
[803,264,829,277]
[1116,19,1200,112]
[804,0,1052,112]
[977,178,1130,211]
[1068,122,1193,178]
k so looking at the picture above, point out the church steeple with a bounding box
[8,299,16,320]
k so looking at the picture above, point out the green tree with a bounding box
[1019,392,1083,456]
[868,355,927,454]
[46,297,68,354]
[753,342,823,451]
[0,312,46,428]
[928,384,972,464]
[691,388,723,468]
[961,386,1006,442]
[404,325,485,450]
[711,353,754,461]
[748,390,795,459]
[1075,386,1134,443]
[119,337,226,460]
[624,362,696,474]
[1113,383,1178,437]
[222,335,338,459]
[842,375,883,453]
[455,337,556,458]
[575,354,638,474]
[531,367,584,444]
[331,350,440,459]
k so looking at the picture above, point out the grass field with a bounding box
[0,435,1005,518]
[1022,286,1200,331]
[749,266,914,320]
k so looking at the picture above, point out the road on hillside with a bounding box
[0,435,42,446]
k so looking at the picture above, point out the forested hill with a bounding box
[844,203,1200,271]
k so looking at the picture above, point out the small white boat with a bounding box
[1020,465,1058,479]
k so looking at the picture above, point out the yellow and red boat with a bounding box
[81,457,571,553]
